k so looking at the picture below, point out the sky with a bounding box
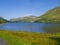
[0,0,60,20]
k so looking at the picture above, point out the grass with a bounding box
[0,30,60,45]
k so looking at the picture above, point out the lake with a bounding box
[0,22,60,32]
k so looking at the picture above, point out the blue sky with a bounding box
[0,0,60,20]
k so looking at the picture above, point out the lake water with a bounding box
[0,22,60,32]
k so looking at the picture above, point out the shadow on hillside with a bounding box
[49,37,60,45]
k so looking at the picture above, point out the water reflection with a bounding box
[0,22,45,32]
[0,23,60,33]
[43,24,60,33]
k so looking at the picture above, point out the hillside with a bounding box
[10,16,37,22]
[0,17,8,24]
[35,6,60,23]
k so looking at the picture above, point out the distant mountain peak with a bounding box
[10,15,37,22]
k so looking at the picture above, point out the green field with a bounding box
[0,30,60,45]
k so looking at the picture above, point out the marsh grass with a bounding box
[0,30,60,45]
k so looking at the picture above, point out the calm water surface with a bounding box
[0,22,60,32]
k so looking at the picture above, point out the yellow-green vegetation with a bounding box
[0,30,60,45]
[35,6,60,23]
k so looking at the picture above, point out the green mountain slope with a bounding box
[0,17,8,24]
[35,6,60,23]
[10,16,37,22]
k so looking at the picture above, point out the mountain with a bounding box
[35,6,60,23]
[10,16,37,22]
[0,17,8,24]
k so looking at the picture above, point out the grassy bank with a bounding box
[0,30,60,45]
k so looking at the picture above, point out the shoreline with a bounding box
[0,23,8,25]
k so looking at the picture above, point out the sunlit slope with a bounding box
[35,6,60,23]
[0,30,60,45]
